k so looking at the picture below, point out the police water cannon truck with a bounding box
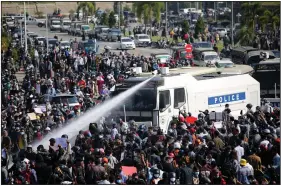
[112,67,260,134]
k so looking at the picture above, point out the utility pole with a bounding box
[177,2,179,14]
[46,6,49,53]
[231,2,234,47]
[214,2,216,22]
[24,2,27,53]
[118,2,121,29]
[20,19,22,47]
[165,2,168,39]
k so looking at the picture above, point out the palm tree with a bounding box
[134,2,164,38]
[77,2,95,24]
[241,2,263,31]
[237,26,255,46]
[258,8,280,37]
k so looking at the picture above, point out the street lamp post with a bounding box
[236,13,241,23]
[255,15,259,32]
[231,2,234,47]
[20,16,23,47]
[45,6,49,53]
[118,2,121,29]
[214,2,216,22]
[165,2,168,39]
[24,2,27,53]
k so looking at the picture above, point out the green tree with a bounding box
[134,2,164,38]
[77,2,95,24]
[100,12,109,26]
[237,26,255,46]
[241,2,263,32]
[123,4,131,12]
[1,36,10,51]
[195,16,205,38]
[113,2,119,14]
[181,20,189,34]
[108,11,116,28]
[259,9,280,33]
[120,12,124,26]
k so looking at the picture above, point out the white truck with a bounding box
[112,67,260,133]
[60,19,71,32]
[50,20,61,31]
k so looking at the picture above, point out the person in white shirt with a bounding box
[76,87,84,98]
[245,162,254,176]
[78,55,84,71]
[74,57,79,72]
[234,140,245,162]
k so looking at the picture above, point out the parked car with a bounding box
[60,19,71,32]
[215,28,228,38]
[134,34,151,47]
[117,37,136,50]
[60,40,71,50]
[96,26,110,40]
[37,20,46,27]
[76,24,91,36]
[107,29,122,41]
[50,20,61,31]
[35,37,46,46]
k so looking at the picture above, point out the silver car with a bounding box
[107,29,122,41]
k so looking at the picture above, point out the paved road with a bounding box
[26,25,171,56]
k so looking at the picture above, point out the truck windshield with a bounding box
[204,55,219,61]
[139,36,149,39]
[63,22,71,25]
[112,89,156,111]
[52,21,61,25]
[48,40,57,45]
[111,31,121,35]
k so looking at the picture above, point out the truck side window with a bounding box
[174,88,185,108]
[159,90,170,112]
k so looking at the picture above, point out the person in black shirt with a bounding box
[213,44,219,53]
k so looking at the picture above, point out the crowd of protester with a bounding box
[1,24,280,185]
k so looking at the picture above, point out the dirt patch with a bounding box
[2,2,133,15]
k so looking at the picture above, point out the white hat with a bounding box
[174,142,181,149]
[45,127,51,131]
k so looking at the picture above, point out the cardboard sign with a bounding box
[214,121,223,129]
[121,166,137,176]
[27,113,37,120]
[56,138,68,148]
[34,108,43,114]
[209,112,223,121]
